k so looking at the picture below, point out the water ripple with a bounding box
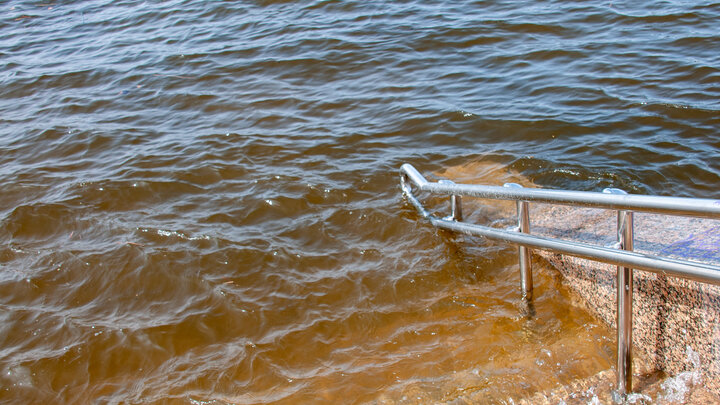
[0,0,718,402]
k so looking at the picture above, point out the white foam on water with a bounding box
[4,365,33,388]
[658,346,702,404]
[626,392,652,404]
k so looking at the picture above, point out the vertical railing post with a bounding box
[604,188,634,396]
[439,180,463,221]
[504,183,533,299]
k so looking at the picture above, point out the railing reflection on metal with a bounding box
[399,163,720,397]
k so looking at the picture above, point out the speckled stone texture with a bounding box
[530,204,720,398]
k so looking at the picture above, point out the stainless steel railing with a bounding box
[399,163,720,397]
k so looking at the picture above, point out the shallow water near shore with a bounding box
[1,0,719,403]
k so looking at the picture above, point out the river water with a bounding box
[1,1,718,403]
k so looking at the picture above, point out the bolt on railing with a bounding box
[399,163,720,398]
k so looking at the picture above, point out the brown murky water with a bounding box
[1,1,719,403]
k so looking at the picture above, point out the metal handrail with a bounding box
[399,163,720,397]
[402,163,720,218]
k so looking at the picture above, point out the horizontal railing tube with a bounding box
[400,165,720,286]
[401,164,720,219]
[424,216,720,286]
